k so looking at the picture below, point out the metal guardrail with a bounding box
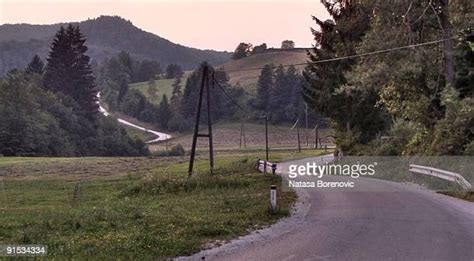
[409,164,472,191]
[256,159,277,174]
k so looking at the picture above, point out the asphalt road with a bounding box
[96,92,171,143]
[180,155,474,261]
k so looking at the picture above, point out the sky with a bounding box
[0,0,330,51]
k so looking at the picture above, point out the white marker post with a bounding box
[270,185,277,213]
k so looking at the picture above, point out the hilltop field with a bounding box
[220,49,308,91]
[129,49,309,105]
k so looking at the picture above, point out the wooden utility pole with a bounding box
[305,103,309,147]
[297,121,301,153]
[314,124,319,149]
[265,115,269,161]
[240,120,246,148]
[188,65,214,176]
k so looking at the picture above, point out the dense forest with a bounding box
[0,25,149,156]
[250,64,310,124]
[303,0,473,156]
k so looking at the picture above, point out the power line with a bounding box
[216,36,458,73]
[212,75,250,115]
[213,76,298,133]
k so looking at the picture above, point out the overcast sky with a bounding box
[0,0,330,51]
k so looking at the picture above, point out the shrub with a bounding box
[375,119,419,156]
[169,143,185,156]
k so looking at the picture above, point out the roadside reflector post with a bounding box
[271,163,277,175]
[270,185,277,213]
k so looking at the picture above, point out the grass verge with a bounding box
[0,155,296,259]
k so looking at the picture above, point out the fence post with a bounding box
[270,185,277,213]
[271,163,277,175]
[256,158,261,170]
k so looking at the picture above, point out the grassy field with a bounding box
[129,73,190,105]
[149,122,332,153]
[0,149,318,259]
[125,126,156,142]
[219,49,308,91]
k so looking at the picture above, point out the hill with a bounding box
[0,16,231,75]
[126,49,310,106]
[220,49,309,91]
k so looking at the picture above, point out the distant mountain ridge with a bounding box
[0,16,231,75]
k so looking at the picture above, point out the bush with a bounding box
[169,144,185,156]
[152,143,186,157]
[375,119,419,156]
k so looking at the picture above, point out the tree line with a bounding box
[99,56,245,132]
[303,0,473,156]
[249,64,319,125]
[0,25,149,156]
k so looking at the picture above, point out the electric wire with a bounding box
[215,36,466,73]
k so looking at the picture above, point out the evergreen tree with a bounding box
[43,26,69,93]
[165,64,184,79]
[180,67,202,118]
[170,77,182,109]
[302,1,374,147]
[147,78,158,98]
[158,94,172,129]
[117,51,136,81]
[25,55,45,75]
[287,65,303,120]
[43,24,98,118]
[253,64,273,112]
[137,60,161,82]
[270,65,288,122]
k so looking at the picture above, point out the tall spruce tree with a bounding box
[270,65,288,122]
[26,55,45,75]
[43,24,98,118]
[180,68,201,118]
[253,64,273,112]
[302,1,374,146]
[158,94,172,129]
[170,77,182,109]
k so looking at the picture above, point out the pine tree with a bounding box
[165,64,183,79]
[270,65,287,121]
[43,24,98,118]
[25,55,45,75]
[158,94,172,129]
[180,67,202,118]
[253,64,273,112]
[170,77,182,109]
[147,78,158,98]
[43,26,70,93]
[302,1,373,144]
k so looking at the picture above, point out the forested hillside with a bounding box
[0,15,231,75]
[0,25,149,156]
